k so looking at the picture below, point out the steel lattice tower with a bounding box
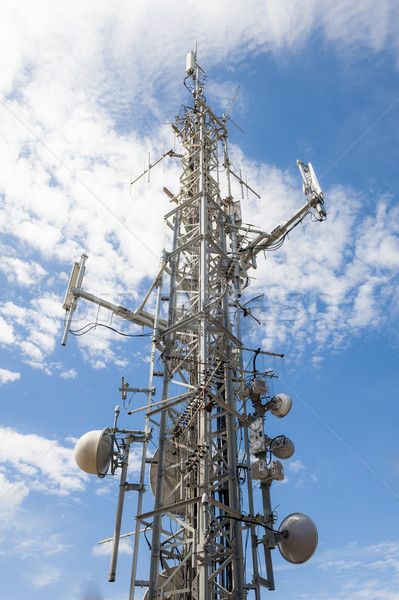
[147,55,249,600]
[66,50,326,600]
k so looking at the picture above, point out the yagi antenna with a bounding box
[224,85,240,119]
[130,149,183,188]
[224,86,245,133]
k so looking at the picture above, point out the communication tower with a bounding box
[63,50,326,600]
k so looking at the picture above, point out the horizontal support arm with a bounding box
[70,288,166,329]
[240,160,326,265]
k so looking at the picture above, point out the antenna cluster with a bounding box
[63,50,327,600]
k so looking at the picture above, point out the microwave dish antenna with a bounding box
[270,435,295,459]
[269,393,292,418]
[74,428,113,478]
[278,513,318,564]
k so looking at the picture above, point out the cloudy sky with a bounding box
[1,1,399,599]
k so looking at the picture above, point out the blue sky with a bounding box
[0,1,399,599]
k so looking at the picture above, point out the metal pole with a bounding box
[197,72,210,600]
[260,481,275,590]
[222,131,262,600]
[148,209,180,600]
[128,259,165,600]
[220,203,245,600]
[108,436,131,582]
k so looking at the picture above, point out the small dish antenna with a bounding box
[270,435,295,459]
[74,428,113,478]
[278,513,318,564]
[269,393,292,418]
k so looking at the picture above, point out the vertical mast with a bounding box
[146,50,248,600]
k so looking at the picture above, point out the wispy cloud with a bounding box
[27,564,63,588]
[92,538,132,557]
[60,368,78,380]
[0,256,47,287]
[0,471,29,523]
[0,367,20,384]
[0,427,87,498]
[312,540,399,600]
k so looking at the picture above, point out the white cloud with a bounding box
[19,340,44,362]
[287,459,305,473]
[60,368,78,379]
[1,294,66,372]
[0,471,29,523]
[92,538,132,557]
[16,534,68,560]
[0,427,87,497]
[282,458,319,488]
[321,0,397,56]
[317,541,399,574]
[0,256,47,287]
[0,316,15,345]
[271,540,399,600]
[313,542,399,600]
[95,484,112,497]
[27,564,62,588]
[0,367,20,384]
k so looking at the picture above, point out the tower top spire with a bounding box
[185,49,207,102]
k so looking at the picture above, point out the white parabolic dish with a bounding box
[74,428,113,478]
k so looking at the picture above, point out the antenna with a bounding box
[74,410,148,583]
[297,160,326,221]
[66,50,327,600]
[61,253,87,346]
[224,85,240,119]
[278,513,318,563]
[130,149,183,188]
